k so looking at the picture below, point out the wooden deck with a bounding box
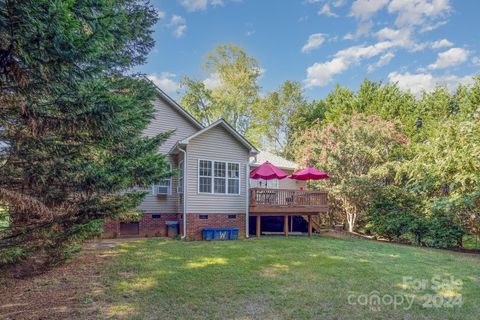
[249,188,328,238]
[248,188,328,214]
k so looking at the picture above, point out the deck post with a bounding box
[256,215,261,237]
[308,215,312,238]
[284,215,289,237]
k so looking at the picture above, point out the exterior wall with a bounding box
[103,213,180,238]
[138,97,199,214]
[185,213,246,241]
[250,168,307,190]
[279,175,306,190]
[186,125,250,214]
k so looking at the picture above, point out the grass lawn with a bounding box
[98,237,480,319]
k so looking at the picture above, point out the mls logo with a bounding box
[219,231,227,239]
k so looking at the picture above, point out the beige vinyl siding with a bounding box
[186,125,249,214]
[279,169,306,190]
[143,97,199,153]
[138,97,199,213]
[250,168,306,190]
[279,177,306,190]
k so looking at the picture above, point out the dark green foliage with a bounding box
[366,186,424,243]
[424,210,466,248]
[294,77,479,247]
[365,181,466,249]
[0,0,168,271]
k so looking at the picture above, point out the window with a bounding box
[228,214,237,219]
[199,160,212,193]
[198,160,240,195]
[214,161,226,193]
[199,215,209,220]
[152,214,161,220]
[154,164,172,195]
[228,163,240,194]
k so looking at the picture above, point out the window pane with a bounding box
[214,162,226,177]
[199,160,212,176]
[199,177,212,193]
[228,178,239,194]
[228,163,239,178]
[158,178,170,187]
[214,177,226,193]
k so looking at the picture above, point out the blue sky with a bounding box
[139,0,480,100]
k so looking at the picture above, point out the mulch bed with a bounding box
[0,247,113,320]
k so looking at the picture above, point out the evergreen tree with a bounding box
[0,0,169,271]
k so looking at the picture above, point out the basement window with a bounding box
[199,215,209,220]
[152,214,161,221]
[228,214,237,219]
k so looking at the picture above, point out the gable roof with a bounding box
[175,119,259,155]
[144,76,204,129]
[250,151,298,170]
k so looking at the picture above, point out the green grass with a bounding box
[99,237,480,319]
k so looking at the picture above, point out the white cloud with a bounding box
[168,15,187,38]
[203,73,223,90]
[388,0,451,27]
[148,73,180,94]
[348,0,388,39]
[388,72,474,96]
[180,0,232,11]
[367,52,395,73]
[428,47,469,70]
[305,40,397,87]
[431,39,453,49]
[472,56,480,66]
[156,10,166,19]
[180,0,208,12]
[351,0,389,20]
[301,33,326,53]
[419,20,448,33]
[332,0,347,7]
[375,27,427,51]
[343,20,373,40]
[318,4,338,17]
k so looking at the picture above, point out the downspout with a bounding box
[178,146,187,239]
[245,161,250,238]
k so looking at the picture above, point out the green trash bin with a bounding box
[166,221,179,238]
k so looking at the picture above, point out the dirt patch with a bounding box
[0,239,138,320]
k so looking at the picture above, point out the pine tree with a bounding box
[0,0,169,271]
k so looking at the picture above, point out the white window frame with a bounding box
[198,159,241,195]
[153,163,172,195]
[227,162,240,195]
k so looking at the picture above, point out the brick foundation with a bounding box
[103,213,181,238]
[185,213,246,241]
[103,212,246,240]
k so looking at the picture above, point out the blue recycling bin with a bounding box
[203,228,239,240]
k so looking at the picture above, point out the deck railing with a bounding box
[249,188,328,208]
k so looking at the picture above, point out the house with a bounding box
[103,85,328,240]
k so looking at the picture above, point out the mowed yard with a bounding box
[2,237,480,320]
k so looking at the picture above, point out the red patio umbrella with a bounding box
[250,161,288,180]
[290,167,330,181]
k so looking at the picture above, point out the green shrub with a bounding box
[423,213,466,248]
[366,186,424,243]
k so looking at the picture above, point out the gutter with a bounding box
[245,162,250,238]
[178,146,187,239]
